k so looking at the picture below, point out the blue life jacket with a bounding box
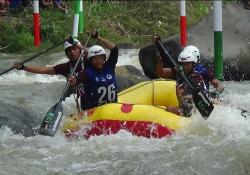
[82,65,117,110]
[195,63,210,90]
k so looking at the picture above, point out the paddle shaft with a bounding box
[39,35,91,136]
[156,40,214,119]
[58,35,91,102]
[0,40,65,76]
[58,51,85,102]
[156,40,195,91]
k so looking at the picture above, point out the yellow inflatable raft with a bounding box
[63,80,191,139]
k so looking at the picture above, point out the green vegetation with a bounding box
[0,1,212,53]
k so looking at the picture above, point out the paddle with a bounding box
[39,35,90,137]
[155,40,214,119]
[0,40,65,76]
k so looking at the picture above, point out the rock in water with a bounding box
[139,36,182,79]
[115,65,150,91]
[0,102,37,137]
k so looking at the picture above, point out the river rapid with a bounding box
[0,50,249,175]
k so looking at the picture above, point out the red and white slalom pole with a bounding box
[33,0,40,47]
[180,0,187,47]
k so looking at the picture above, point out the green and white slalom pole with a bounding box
[78,0,85,33]
[213,0,224,80]
[72,0,80,38]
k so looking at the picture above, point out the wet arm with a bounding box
[154,55,174,79]
[204,69,224,92]
[166,106,181,116]
[23,65,55,75]
[96,36,115,50]
[211,79,224,92]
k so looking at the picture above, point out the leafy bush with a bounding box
[0,1,213,53]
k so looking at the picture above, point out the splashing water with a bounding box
[0,51,250,175]
[0,71,64,85]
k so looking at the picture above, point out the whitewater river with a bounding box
[0,50,249,175]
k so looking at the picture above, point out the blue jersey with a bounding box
[78,46,119,110]
[83,65,117,109]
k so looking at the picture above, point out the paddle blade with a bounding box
[193,90,214,119]
[39,102,63,137]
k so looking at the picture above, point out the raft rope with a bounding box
[72,79,174,114]
[118,79,174,97]
[118,79,174,109]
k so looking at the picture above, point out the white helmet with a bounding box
[64,38,81,51]
[178,50,197,63]
[183,45,200,60]
[87,45,106,60]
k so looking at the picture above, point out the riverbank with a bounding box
[0,1,211,54]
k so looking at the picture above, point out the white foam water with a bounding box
[0,71,64,85]
[0,51,250,175]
